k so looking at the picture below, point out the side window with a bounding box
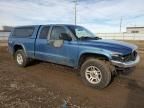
[50,26,68,40]
[39,26,50,39]
[12,27,34,37]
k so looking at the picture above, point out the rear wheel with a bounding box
[80,58,111,89]
[14,50,30,67]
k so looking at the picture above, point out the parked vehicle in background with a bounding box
[8,24,140,89]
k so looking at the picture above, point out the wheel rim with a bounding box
[85,66,102,84]
[17,53,23,65]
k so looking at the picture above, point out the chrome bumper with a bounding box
[111,55,140,68]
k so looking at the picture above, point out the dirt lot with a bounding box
[0,45,144,108]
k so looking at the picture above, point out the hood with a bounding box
[78,39,137,55]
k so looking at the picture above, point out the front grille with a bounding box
[123,51,137,62]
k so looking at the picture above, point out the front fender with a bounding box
[76,48,112,67]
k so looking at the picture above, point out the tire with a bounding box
[14,49,30,67]
[80,58,111,89]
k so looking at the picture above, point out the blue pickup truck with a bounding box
[8,24,140,89]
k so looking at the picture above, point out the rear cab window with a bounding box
[12,26,35,38]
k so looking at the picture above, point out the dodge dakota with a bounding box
[8,24,140,89]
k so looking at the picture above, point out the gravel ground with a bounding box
[0,45,144,108]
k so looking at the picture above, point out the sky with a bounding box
[0,0,144,33]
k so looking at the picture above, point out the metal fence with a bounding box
[0,32,10,40]
[96,33,144,40]
[0,32,144,40]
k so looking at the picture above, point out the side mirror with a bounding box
[59,33,72,41]
[53,40,64,48]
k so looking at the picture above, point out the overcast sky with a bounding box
[0,0,144,33]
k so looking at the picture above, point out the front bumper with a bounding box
[111,55,140,68]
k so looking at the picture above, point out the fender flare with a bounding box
[13,43,27,57]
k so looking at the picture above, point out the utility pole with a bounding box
[120,17,122,32]
[74,0,77,25]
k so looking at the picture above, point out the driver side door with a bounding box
[35,25,71,65]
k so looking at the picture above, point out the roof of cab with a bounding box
[14,24,77,29]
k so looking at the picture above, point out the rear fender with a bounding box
[13,43,27,57]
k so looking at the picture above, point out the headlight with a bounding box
[111,52,124,62]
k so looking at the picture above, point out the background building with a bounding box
[127,27,144,33]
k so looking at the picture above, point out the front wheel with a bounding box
[80,58,111,89]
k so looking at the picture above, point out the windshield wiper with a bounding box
[79,36,101,40]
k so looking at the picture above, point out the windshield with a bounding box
[67,25,99,39]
